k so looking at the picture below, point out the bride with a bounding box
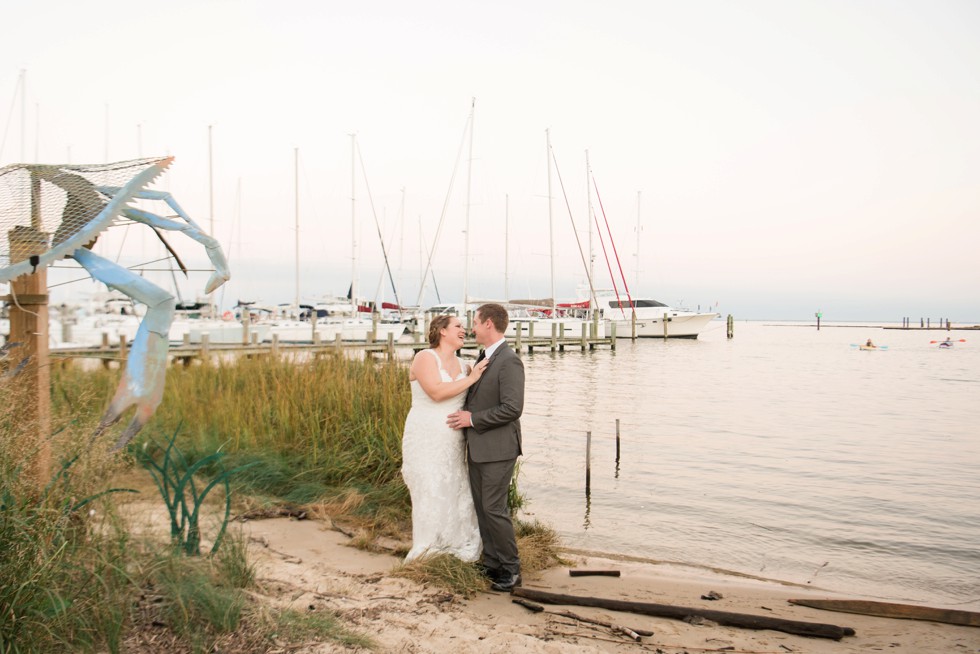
[401,314,488,562]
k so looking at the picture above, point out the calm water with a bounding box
[517,321,980,609]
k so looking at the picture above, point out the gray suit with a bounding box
[463,343,524,575]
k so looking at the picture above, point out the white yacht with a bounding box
[592,293,716,339]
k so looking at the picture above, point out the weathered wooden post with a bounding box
[386,331,395,361]
[609,320,616,350]
[580,322,587,351]
[615,418,621,463]
[727,314,734,339]
[514,323,522,353]
[663,317,669,339]
[551,322,558,352]
[6,211,51,487]
[585,430,592,493]
[200,332,211,363]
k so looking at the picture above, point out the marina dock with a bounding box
[48,321,616,366]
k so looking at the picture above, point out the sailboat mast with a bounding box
[207,124,215,310]
[294,147,300,310]
[350,133,357,313]
[463,97,474,314]
[546,129,555,315]
[504,194,509,302]
[586,149,594,291]
[19,69,26,162]
[635,190,641,290]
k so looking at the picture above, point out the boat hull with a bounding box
[611,312,717,339]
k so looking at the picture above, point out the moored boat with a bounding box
[590,293,716,339]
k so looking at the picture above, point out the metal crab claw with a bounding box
[75,249,175,450]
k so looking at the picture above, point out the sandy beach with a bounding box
[228,514,978,653]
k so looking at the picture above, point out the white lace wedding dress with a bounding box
[401,349,481,562]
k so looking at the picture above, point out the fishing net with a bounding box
[0,157,171,282]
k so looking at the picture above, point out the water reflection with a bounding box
[520,321,980,608]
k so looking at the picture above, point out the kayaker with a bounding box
[866,338,876,348]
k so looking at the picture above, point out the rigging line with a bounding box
[356,140,402,313]
[419,221,442,304]
[0,72,23,162]
[591,173,634,312]
[590,203,626,319]
[415,107,472,307]
[46,255,185,290]
[549,146,598,312]
[114,222,134,264]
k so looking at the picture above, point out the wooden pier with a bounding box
[48,321,616,366]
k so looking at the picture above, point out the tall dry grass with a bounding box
[53,354,413,522]
[1,371,133,652]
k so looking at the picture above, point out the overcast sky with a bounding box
[2,0,978,320]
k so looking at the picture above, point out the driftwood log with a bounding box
[789,598,980,628]
[512,587,855,640]
[569,569,622,577]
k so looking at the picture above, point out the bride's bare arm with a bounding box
[412,353,487,402]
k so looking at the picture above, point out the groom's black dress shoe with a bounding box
[490,573,522,592]
[476,563,503,581]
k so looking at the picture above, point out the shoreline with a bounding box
[235,514,980,653]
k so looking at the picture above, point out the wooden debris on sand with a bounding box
[788,598,980,628]
[512,587,855,640]
[569,569,622,577]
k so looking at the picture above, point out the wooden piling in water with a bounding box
[585,430,592,492]
[615,418,621,463]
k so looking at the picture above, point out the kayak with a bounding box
[859,345,878,350]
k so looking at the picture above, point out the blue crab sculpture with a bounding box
[0,157,230,449]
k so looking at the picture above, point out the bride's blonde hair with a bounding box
[427,315,453,348]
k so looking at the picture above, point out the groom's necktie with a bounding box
[476,350,486,363]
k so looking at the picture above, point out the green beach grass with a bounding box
[1,352,558,651]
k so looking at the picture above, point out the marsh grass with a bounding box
[3,368,354,653]
[516,518,568,572]
[392,553,489,596]
[390,520,565,596]
[0,377,134,653]
[270,608,375,650]
[36,353,563,648]
[153,552,247,635]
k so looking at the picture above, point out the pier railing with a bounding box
[48,321,615,366]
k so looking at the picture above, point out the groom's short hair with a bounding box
[477,303,509,333]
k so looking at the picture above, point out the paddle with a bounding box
[849,344,888,350]
[930,338,966,343]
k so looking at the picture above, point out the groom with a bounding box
[447,303,524,592]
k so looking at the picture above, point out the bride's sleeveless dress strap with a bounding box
[424,348,442,371]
